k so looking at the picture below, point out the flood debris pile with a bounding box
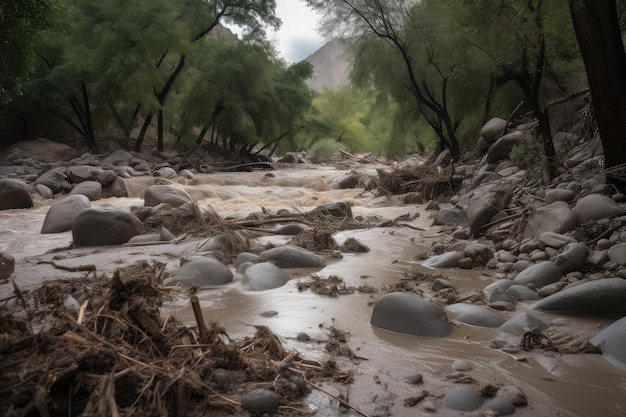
[376,163,466,201]
[0,264,354,417]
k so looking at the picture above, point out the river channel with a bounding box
[1,163,625,416]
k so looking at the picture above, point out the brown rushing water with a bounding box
[1,164,625,417]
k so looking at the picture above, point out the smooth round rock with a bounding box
[243,262,289,291]
[485,397,516,415]
[0,252,15,280]
[240,389,280,414]
[499,312,548,336]
[590,316,626,370]
[144,185,192,207]
[514,261,562,288]
[370,292,452,337]
[444,386,483,411]
[259,245,325,268]
[452,359,473,371]
[446,303,506,327]
[496,385,527,406]
[72,208,144,246]
[165,257,232,287]
[69,180,102,201]
[41,194,91,233]
[0,178,33,209]
[532,278,626,315]
[573,193,625,223]
[422,251,463,268]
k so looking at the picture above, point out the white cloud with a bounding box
[272,0,325,62]
[227,0,325,63]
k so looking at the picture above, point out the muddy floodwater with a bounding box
[1,164,625,417]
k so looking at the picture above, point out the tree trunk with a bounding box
[135,112,153,152]
[569,0,626,189]
[157,108,164,152]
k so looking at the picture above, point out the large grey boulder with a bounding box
[422,251,463,268]
[110,177,129,197]
[532,278,626,315]
[487,131,525,163]
[370,292,452,337]
[72,208,144,246]
[544,188,576,204]
[514,261,562,288]
[35,168,67,194]
[259,245,325,268]
[444,386,483,411]
[243,262,289,291]
[102,149,133,166]
[480,117,507,141]
[554,242,588,273]
[465,183,514,235]
[523,201,578,238]
[590,316,626,370]
[144,185,192,207]
[433,208,467,226]
[41,194,91,233]
[607,243,626,266]
[499,312,548,336]
[0,178,33,209]
[446,303,506,328]
[69,180,103,201]
[67,165,101,183]
[165,257,232,287]
[573,194,625,223]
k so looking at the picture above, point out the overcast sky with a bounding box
[272,0,325,62]
[228,0,325,63]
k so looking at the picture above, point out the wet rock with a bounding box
[144,185,193,208]
[35,167,67,194]
[590,316,626,370]
[507,285,540,301]
[110,176,129,197]
[471,171,502,188]
[499,312,548,336]
[446,303,506,327]
[102,149,133,166]
[243,262,289,291]
[480,117,507,141]
[432,278,455,292]
[127,233,161,243]
[444,386,483,411]
[488,286,516,303]
[523,201,577,238]
[554,242,587,273]
[67,165,100,183]
[69,180,102,201]
[275,223,305,235]
[607,243,626,266]
[544,188,576,204]
[433,207,467,226]
[370,292,452,337]
[489,300,516,311]
[179,169,195,180]
[537,281,567,297]
[0,178,34,209]
[34,183,54,199]
[485,397,516,416]
[573,193,626,223]
[484,279,515,292]
[165,257,232,287]
[532,278,626,315]
[334,173,361,189]
[240,389,280,414]
[41,194,91,233]
[0,252,15,280]
[236,252,259,265]
[312,201,352,218]
[422,251,463,268]
[154,166,177,179]
[464,242,494,265]
[72,208,144,246]
[404,373,423,384]
[98,169,117,187]
[538,231,576,249]
[496,385,527,406]
[465,183,514,235]
[459,257,473,269]
[259,245,325,268]
[514,261,562,288]
[452,359,473,371]
[487,131,525,163]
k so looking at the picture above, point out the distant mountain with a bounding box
[305,39,349,91]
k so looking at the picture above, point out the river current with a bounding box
[1,163,625,417]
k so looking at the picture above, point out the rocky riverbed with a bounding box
[1,125,626,416]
